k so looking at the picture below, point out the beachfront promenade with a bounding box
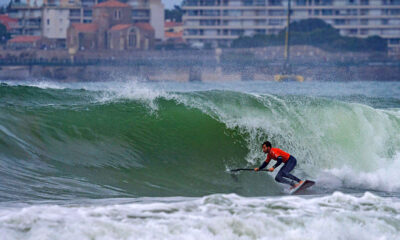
[0,46,398,81]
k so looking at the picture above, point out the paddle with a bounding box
[229,168,271,172]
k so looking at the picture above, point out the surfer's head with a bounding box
[262,141,272,153]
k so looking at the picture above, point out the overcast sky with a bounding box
[163,0,183,9]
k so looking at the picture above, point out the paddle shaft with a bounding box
[230,168,270,172]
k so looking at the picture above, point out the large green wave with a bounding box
[1,84,399,200]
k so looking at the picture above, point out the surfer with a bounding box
[255,141,303,189]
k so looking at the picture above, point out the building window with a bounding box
[383,0,400,5]
[322,9,333,15]
[255,29,266,34]
[185,0,199,6]
[129,30,136,47]
[243,0,254,5]
[360,9,369,15]
[200,20,219,26]
[269,10,284,16]
[84,10,92,17]
[187,10,198,16]
[390,9,400,15]
[70,9,80,17]
[255,0,266,6]
[231,29,244,36]
[296,0,306,5]
[321,0,333,5]
[268,0,282,5]
[114,10,122,19]
[349,29,357,34]
[202,10,220,16]
[200,0,218,6]
[186,29,199,35]
[269,19,283,25]
[223,10,241,16]
[334,19,346,25]
[47,19,50,25]
[389,39,400,45]
[360,0,369,5]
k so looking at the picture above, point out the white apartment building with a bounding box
[42,7,70,40]
[182,0,400,53]
[9,2,42,36]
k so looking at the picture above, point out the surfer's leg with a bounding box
[275,169,296,187]
[283,156,301,182]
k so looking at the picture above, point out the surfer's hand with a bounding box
[268,167,275,172]
[254,168,259,171]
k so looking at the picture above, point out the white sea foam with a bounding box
[317,152,400,193]
[0,80,67,89]
[0,192,399,240]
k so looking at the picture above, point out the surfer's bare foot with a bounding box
[293,180,304,188]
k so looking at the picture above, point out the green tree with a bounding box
[165,5,183,22]
[0,23,10,44]
[231,18,387,52]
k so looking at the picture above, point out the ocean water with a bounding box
[0,80,400,239]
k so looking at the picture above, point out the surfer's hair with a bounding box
[262,141,272,148]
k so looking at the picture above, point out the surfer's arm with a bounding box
[258,161,268,170]
[272,156,283,169]
[255,155,271,171]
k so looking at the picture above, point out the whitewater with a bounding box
[0,80,400,239]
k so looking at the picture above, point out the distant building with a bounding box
[8,4,42,36]
[165,20,184,33]
[182,0,400,54]
[127,0,165,41]
[67,23,98,50]
[164,21,185,45]
[0,14,19,34]
[7,35,46,49]
[67,0,155,51]
[109,22,155,50]
[7,0,163,48]
[42,7,70,47]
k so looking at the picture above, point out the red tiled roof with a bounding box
[165,31,183,38]
[94,0,130,8]
[110,24,132,31]
[164,21,183,28]
[0,14,18,30]
[8,36,41,43]
[71,23,98,33]
[134,23,154,32]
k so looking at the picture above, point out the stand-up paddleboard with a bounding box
[289,180,315,195]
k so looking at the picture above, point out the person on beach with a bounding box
[255,141,303,189]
